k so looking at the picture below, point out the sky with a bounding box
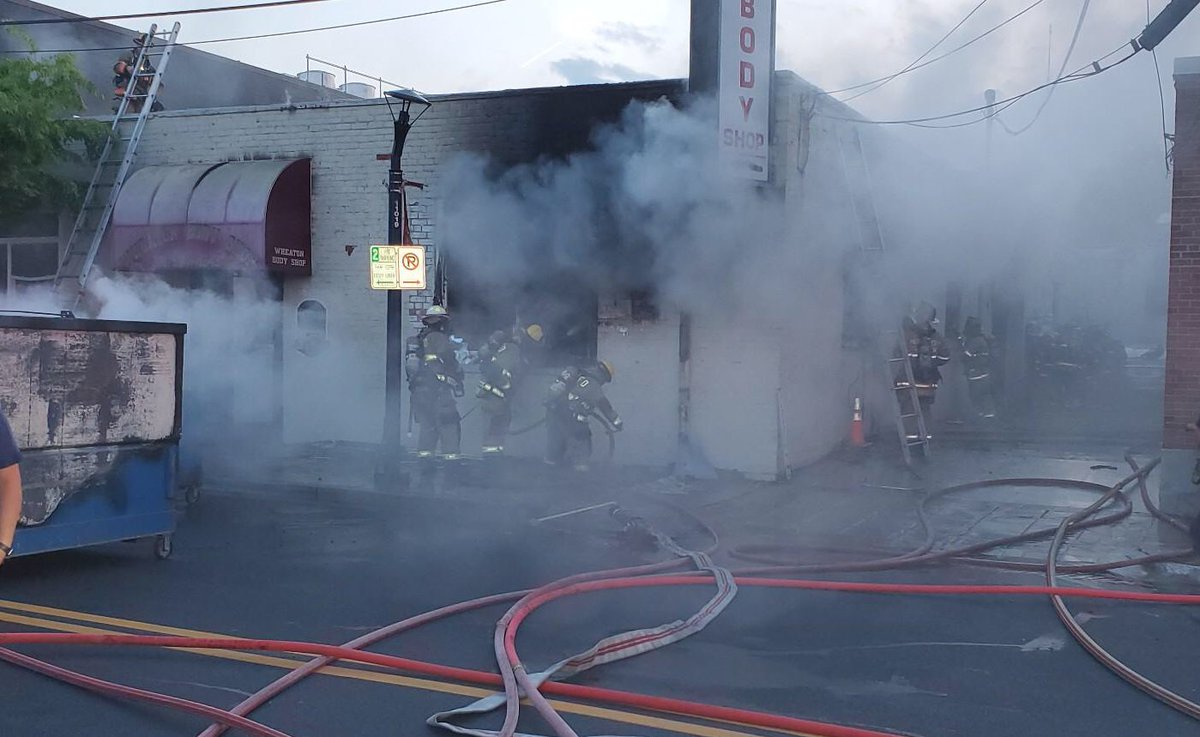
[35,0,1200,243]
[34,1,1197,109]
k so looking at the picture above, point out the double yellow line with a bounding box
[0,598,809,737]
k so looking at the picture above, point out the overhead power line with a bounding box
[1147,0,1173,172]
[837,0,991,103]
[830,43,1135,128]
[0,0,341,26]
[824,0,1049,96]
[995,0,1092,136]
[0,0,508,54]
[833,0,1200,131]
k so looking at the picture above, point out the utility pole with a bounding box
[379,90,431,488]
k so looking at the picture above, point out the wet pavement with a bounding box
[3,440,1200,737]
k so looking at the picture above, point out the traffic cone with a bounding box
[850,397,867,447]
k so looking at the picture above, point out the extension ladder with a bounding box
[54,22,180,308]
[883,326,932,465]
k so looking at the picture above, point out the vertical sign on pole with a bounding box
[718,0,775,182]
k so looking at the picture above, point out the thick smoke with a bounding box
[441,97,840,326]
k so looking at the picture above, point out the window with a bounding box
[0,237,58,296]
[296,299,327,355]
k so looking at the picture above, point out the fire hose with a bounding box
[3,581,1200,736]
[2,457,1198,737]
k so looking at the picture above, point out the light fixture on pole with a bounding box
[379,88,431,486]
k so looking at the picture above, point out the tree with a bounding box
[0,31,107,229]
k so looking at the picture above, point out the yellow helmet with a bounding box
[524,324,544,343]
[422,305,449,324]
[598,359,615,382]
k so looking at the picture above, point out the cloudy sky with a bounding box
[38,0,1200,237]
[39,0,1199,119]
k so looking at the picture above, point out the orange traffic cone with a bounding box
[850,397,867,447]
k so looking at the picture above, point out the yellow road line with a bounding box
[0,602,813,737]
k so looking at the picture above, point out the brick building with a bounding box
[1162,56,1200,513]
[80,70,898,478]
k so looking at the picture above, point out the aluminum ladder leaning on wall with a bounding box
[883,325,932,466]
[54,22,181,309]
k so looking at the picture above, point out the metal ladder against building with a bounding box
[835,123,885,254]
[54,22,180,306]
[882,325,932,466]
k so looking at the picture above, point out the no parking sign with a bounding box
[369,245,426,290]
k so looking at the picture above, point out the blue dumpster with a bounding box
[0,314,186,560]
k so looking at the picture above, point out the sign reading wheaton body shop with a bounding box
[718,0,775,182]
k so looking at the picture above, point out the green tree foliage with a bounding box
[0,31,107,228]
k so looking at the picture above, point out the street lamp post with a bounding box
[379,89,431,486]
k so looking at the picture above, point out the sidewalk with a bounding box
[201,439,1198,588]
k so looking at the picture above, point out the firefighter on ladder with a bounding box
[112,34,163,114]
[959,316,997,419]
[544,360,622,471]
[476,323,544,455]
[405,305,463,461]
[898,302,951,420]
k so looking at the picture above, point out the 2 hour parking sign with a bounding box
[369,245,426,290]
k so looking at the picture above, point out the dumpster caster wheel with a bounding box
[154,534,173,560]
[184,486,200,505]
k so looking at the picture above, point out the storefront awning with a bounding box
[104,159,312,277]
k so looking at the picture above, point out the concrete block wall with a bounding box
[1161,59,1200,514]
[597,314,682,467]
[688,315,781,479]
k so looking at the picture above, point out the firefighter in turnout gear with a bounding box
[959,316,997,419]
[112,34,163,114]
[405,305,463,460]
[898,302,951,413]
[476,324,544,455]
[544,360,622,471]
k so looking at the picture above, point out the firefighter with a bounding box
[404,305,463,460]
[544,359,622,471]
[476,323,544,455]
[899,302,951,413]
[959,316,996,419]
[113,35,163,114]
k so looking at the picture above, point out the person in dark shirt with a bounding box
[0,410,22,566]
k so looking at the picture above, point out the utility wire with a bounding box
[828,43,1136,128]
[1148,0,1173,172]
[996,0,1091,136]
[837,0,991,103]
[0,0,341,26]
[0,0,508,54]
[823,0,1049,96]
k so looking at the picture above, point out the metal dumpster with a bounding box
[0,314,186,560]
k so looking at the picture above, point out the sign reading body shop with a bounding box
[718,0,774,182]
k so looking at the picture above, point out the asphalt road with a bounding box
[2,475,1199,737]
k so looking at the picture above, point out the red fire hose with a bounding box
[4,578,1200,737]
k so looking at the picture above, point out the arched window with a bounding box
[297,299,327,335]
[296,299,327,356]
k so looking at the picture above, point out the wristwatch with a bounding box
[0,541,11,556]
